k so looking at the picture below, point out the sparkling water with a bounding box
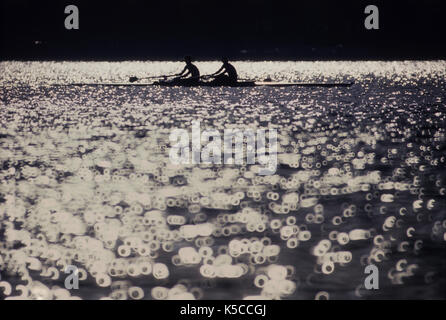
[0,61,445,300]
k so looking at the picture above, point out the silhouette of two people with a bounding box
[170,56,238,86]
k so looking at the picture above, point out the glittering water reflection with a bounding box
[0,61,445,300]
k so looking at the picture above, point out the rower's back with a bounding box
[223,61,238,82]
[186,62,200,79]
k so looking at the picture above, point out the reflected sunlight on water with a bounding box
[0,61,445,300]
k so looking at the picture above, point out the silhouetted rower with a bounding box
[210,58,238,85]
[175,56,200,85]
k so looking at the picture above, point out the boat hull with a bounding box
[65,81,354,88]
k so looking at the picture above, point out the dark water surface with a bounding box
[0,61,445,300]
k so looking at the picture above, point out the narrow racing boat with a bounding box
[64,81,354,87]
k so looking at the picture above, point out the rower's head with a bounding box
[184,56,192,64]
[221,57,229,64]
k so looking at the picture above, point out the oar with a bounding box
[199,74,215,80]
[129,74,178,83]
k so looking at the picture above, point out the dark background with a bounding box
[1,0,445,60]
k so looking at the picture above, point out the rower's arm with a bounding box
[181,69,191,78]
[213,66,224,75]
[178,66,187,76]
